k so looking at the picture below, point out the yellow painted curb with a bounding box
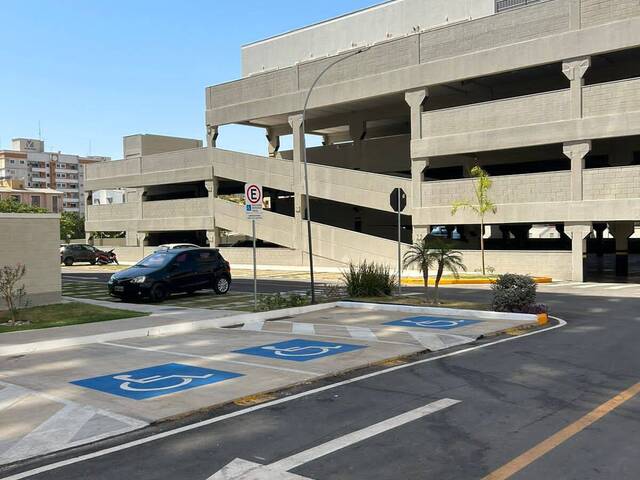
[401,276,553,286]
[537,313,549,326]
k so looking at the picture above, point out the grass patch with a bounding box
[347,295,489,311]
[0,302,148,333]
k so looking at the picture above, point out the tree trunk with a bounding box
[434,264,444,305]
[422,266,429,301]
[480,220,486,276]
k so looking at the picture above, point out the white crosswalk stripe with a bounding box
[346,326,378,342]
[0,381,146,464]
[291,323,315,335]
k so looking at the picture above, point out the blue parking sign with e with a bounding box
[71,363,243,400]
[385,316,481,330]
[234,339,365,362]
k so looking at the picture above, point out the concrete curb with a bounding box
[401,276,553,286]
[0,302,338,357]
[0,301,536,357]
[336,301,538,323]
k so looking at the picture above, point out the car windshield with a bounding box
[135,252,173,268]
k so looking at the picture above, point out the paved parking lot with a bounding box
[0,304,537,465]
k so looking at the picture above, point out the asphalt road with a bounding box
[3,284,638,480]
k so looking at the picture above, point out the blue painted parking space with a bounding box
[385,316,482,330]
[71,363,243,400]
[234,338,366,362]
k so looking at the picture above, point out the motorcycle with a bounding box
[95,248,119,265]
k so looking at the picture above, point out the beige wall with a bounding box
[0,214,61,309]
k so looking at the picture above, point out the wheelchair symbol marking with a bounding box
[235,339,365,362]
[113,373,215,392]
[384,317,481,330]
[261,345,343,357]
[71,363,243,400]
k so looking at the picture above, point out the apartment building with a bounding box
[0,178,62,213]
[0,138,109,213]
[85,0,640,281]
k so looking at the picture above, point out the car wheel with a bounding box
[213,276,230,295]
[89,259,96,265]
[149,283,168,302]
[63,257,74,266]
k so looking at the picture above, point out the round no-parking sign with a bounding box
[245,183,263,220]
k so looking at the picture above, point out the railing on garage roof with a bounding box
[496,0,544,13]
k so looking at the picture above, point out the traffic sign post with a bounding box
[390,188,407,295]
[245,184,263,310]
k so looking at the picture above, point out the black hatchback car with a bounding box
[108,248,231,302]
[60,244,98,266]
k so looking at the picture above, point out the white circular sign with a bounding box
[246,184,262,205]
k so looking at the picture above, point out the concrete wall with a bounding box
[124,134,203,159]
[423,171,572,206]
[0,214,61,309]
[581,0,640,27]
[241,0,494,76]
[584,166,640,200]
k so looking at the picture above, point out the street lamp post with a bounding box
[301,46,370,304]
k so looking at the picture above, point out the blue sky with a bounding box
[1,0,378,159]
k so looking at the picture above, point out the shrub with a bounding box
[491,273,537,312]
[521,303,549,315]
[0,264,28,325]
[342,261,396,298]
[257,292,309,311]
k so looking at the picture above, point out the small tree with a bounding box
[0,198,48,214]
[451,166,497,276]
[431,243,467,304]
[60,211,85,240]
[403,236,439,301]
[0,264,27,325]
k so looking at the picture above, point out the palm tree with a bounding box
[403,236,438,301]
[451,166,497,276]
[431,243,467,305]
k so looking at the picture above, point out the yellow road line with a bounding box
[483,381,640,480]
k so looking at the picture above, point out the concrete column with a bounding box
[412,226,430,245]
[207,125,219,148]
[266,128,280,158]
[562,57,590,118]
[125,231,138,247]
[405,88,429,211]
[569,0,582,30]
[563,140,591,201]
[609,221,634,277]
[288,114,305,252]
[205,179,220,247]
[565,222,592,282]
[136,232,149,247]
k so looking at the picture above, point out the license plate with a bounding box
[114,286,124,292]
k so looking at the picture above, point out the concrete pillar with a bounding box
[288,114,305,252]
[125,231,138,247]
[412,226,430,245]
[205,179,220,247]
[405,88,429,211]
[266,128,280,158]
[562,57,590,118]
[136,233,149,252]
[563,140,591,201]
[207,125,219,148]
[609,221,634,277]
[569,0,582,30]
[565,222,592,282]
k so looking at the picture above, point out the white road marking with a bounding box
[346,326,378,341]
[271,398,459,471]
[209,398,460,479]
[0,384,30,412]
[573,284,601,289]
[242,321,265,331]
[3,318,567,480]
[291,323,316,335]
[607,284,639,290]
[101,342,318,376]
[1,405,96,463]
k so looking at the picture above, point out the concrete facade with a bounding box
[85,0,640,281]
[0,213,61,308]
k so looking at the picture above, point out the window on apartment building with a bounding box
[20,160,24,164]
[10,159,15,164]
[31,196,41,207]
